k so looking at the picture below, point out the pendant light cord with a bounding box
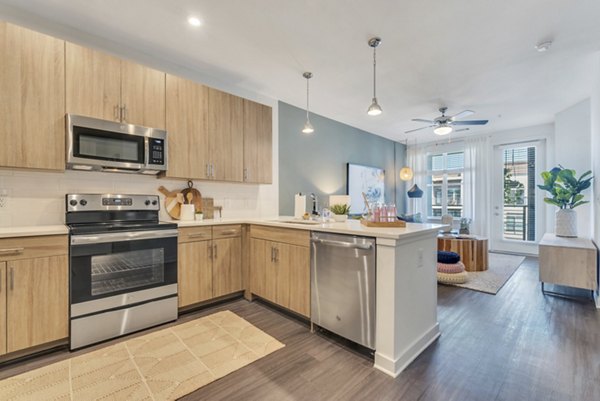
[306,76,310,121]
[373,46,377,99]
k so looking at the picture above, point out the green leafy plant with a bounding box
[330,203,351,215]
[537,166,592,209]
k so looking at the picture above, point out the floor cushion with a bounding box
[437,270,469,284]
[437,261,465,274]
[437,251,460,264]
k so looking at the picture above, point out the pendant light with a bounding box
[367,37,382,116]
[407,184,424,198]
[302,72,314,134]
[399,139,413,181]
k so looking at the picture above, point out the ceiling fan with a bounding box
[405,107,489,135]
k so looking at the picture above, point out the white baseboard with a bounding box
[373,323,440,378]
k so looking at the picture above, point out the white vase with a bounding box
[555,209,577,237]
[332,214,348,222]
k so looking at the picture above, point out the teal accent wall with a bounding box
[279,101,406,215]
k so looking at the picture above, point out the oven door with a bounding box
[70,229,177,312]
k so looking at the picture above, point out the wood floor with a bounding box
[1,257,599,400]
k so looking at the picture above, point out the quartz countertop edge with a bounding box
[0,225,69,239]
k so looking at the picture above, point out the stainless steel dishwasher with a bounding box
[311,231,376,349]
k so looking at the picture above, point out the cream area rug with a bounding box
[448,252,526,295]
[0,310,284,401]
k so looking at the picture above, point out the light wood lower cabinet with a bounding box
[0,262,5,356]
[6,255,68,353]
[250,226,310,317]
[178,226,243,308]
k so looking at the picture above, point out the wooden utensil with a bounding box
[158,185,183,220]
[181,180,203,213]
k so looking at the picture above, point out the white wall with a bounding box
[0,16,279,227]
[592,54,600,245]
[555,99,592,238]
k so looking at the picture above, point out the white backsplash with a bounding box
[0,169,279,227]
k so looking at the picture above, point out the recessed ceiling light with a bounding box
[188,16,202,27]
[535,41,552,52]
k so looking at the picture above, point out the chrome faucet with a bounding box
[310,193,320,216]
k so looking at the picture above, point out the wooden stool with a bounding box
[437,236,489,271]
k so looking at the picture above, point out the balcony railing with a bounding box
[503,205,529,241]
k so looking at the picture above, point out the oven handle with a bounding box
[70,229,178,245]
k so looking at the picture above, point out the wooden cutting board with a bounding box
[158,186,183,220]
[181,180,203,213]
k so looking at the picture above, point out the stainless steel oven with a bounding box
[67,194,178,350]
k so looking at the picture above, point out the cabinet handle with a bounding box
[243,168,248,181]
[211,164,215,178]
[274,247,279,263]
[0,248,24,255]
[114,105,120,121]
[122,104,127,122]
[213,244,217,260]
[208,243,213,259]
[218,230,237,236]
[270,246,274,262]
[9,268,14,291]
[188,233,208,239]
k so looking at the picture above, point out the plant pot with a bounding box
[555,209,577,237]
[332,214,348,222]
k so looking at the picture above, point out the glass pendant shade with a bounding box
[367,37,382,116]
[367,98,383,116]
[302,120,314,134]
[399,167,413,181]
[302,72,314,134]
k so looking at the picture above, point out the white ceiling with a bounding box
[1,0,600,143]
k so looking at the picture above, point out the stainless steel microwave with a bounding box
[66,114,167,175]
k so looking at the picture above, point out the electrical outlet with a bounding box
[0,189,7,209]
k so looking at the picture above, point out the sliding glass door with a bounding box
[491,141,545,254]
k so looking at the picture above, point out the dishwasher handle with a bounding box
[311,238,373,250]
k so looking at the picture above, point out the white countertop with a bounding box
[172,217,444,240]
[0,225,69,239]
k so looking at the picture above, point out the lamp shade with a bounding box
[407,184,423,198]
[399,167,413,181]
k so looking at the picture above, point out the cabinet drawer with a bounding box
[250,225,309,247]
[213,224,241,239]
[0,235,67,261]
[178,226,212,243]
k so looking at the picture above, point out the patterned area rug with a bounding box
[0,310,284,401]
[446,252,526,295]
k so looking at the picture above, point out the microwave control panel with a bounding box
[148,138,165,165]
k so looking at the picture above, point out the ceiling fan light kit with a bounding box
[302,72,314,134]
[434,124,453,136]
[367,37,382,116]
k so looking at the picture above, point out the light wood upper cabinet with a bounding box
[66,42,121,121]
[165,74,209,180]
[212,237,242,298]
[178,240,212,307]
[243,100,273,184]
[208,88,244,182]
[0,22,65,171]
[120,60,165,128]
[6,255,68,353]
[66,42,166,129]
[0,262,5,356]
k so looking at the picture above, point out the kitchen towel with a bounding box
[294,194,306,218]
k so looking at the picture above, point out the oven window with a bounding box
[91,249,165,296]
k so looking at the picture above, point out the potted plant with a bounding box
[330,203,351,222]
[537,166,592,237]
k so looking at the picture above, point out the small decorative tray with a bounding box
[360,219,406,228]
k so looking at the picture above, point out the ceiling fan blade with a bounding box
[412,118,435,124]
[405,125,435,133]
[453,128,470,132]
[452,120,489,125]
[450,110,474,121]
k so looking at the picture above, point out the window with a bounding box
[427,152,464,219]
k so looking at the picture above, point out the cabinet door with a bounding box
[271,243,291,308]
[208,88,244,182]
[212,237,242,297]
[286,245,310,317]
[165,74,209,179]
[243,100,273,184]
[0,22,65,171]
[250,238,269,299]
[6,255,68,353]
[121,60,166,129]
[0,262,5,356]
[178,240,212,307]
[66,42,121,121]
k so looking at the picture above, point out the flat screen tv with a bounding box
[346,163,385,215]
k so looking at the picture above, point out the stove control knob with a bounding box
[144,200,151,206]
[151,200,158,206]
[79,199,87,206]
[69,199,78,207]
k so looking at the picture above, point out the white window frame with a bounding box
[427,152,464,220]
